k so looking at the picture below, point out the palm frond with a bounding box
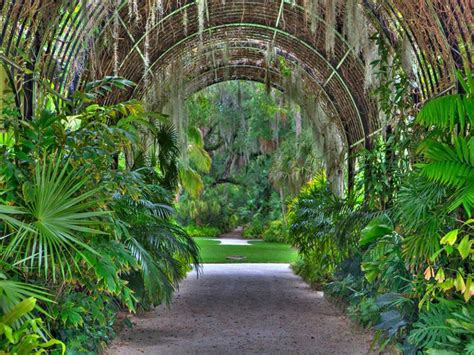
[0,273,51,318]
[1,154,108,281]
[417,137,474,215]
[409,300,465,350]
[416,95,473,131]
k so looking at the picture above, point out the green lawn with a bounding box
[195,239,298,263]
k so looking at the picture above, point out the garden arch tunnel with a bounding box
[0,0,472,192]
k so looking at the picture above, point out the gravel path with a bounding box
[108,264,374,355]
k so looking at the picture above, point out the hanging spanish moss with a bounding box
[143,16,151,91]
[222,43,230,80]
[112,1,120,76]
[303,0,321,34]
[324,0,337,57]
[149,0,164,26]
[302,95,345,196]
[271,90,280,146]
[168,60,189,162]
[401,32,416,77]
[343,0,368,55]
[364,39,380,91]
[282,63,304,107]
[183,8,188,35]
[128,0,141,23]
[264,44,276,93]
[196,0,208,44]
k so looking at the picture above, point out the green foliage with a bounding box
[288,175,364,283]
[415,70,474,216]
[409,300,474,353]
[0,76,200,352]
[418,136,474,216]
[179,81,320,235]
[0,298,65,354]
[262,220,288,243]
[269,130,322,197]
[0,273,51,317]
[416,70,474,133]
[184,225,221,238]
[50,291,119,353]
[242,217,268,239]
[291,62,474,352]
[1,154,107,281]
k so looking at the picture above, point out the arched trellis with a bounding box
[134,31,360,147]
[95,0,377,149]
[1,1,470,107]
[165,64,349,195]
[0,0,472,192]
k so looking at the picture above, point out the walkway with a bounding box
[108,264,374,354]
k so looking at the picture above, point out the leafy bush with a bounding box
[262,220,288,243]
[409,299,474,353]
[242,216,268,239]
[51,291,119,353]
[297,70,474,353]
[287,174,364,284]
[0,77,199,352]
[184,225,221,238]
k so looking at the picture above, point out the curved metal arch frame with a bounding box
[0,0,471,132]
[181,63,351,151]
[131,22,367,146]
[138,41,352,149]
[116,0,367,70]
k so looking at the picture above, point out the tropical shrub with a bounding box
[290,70,474,352]
[184,225,221,238]
[242,216,268,239]
[0,77,199,352]
[0,297,64,354]
[262,220,288,243]
[50,290,119,353]
[288,174,365,284]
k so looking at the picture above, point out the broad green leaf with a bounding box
[1,297,36,326]
[455,273,466,292]
[457,235,472,259]
[440,229,459,246]
[360,223,392,247]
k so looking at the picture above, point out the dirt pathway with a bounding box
[108,264,374,355]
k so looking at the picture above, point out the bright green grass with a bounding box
[195,239,298,263]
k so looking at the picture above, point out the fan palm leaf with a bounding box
[0,154,108,281]
[0,274,51,316]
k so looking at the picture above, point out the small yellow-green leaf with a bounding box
[440,229,458,246]
[455,272,466,292]
[424,266,434,280]
[464,277,472,302]
[439,278,454,291]
[457,235,472,260]
[1,297,36,326]
[435,268,445,283]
